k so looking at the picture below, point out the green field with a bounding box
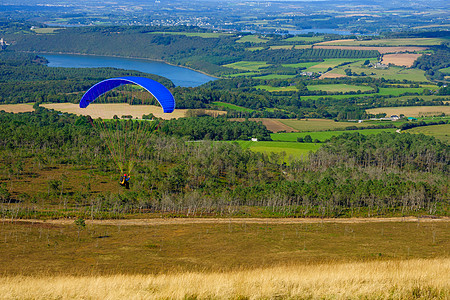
[236,141,321,159]
[282,62,322,69]
[439,66,450,75]
[308,58,371,73]
[317,38,446,46]
[254,85,298,92]
[236,35,270,43]
[332,62,428,82]
[271,128,398,142]
[279,119,372,132]
[224,72,260,78]
[252,74,297,80]
[284,36,324,43]
[404,124,450,143]
[269,45,295,50]
[307,84,374,93]
[31,27,63,34]
[377,87,427,96]
[222,61,270,71]
[212,102,255,112]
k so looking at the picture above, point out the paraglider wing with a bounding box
[79,76,175,113]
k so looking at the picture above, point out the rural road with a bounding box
[4,216,449,226]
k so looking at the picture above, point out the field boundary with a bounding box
[7,216,449,226]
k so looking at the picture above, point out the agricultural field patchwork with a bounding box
[222,61,270,72]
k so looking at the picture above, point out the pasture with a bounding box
[306,84,374,93]
[252,74,297,80]
[212,102,255,112]
[254,85,298,92]
[366,106,450,117]
[271,128,398,142]
[332,63,428,81]
[284,36,324,43]
[222,61,269,71]
[405,124,450,143]
[236,35,270,43]
[236,140,320,159]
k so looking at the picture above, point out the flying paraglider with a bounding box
[79,76,175,188]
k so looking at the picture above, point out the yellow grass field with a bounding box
[381,53,422,67]
[0,104,35,113]
[366,106,450,117]
[319,72,348,79]
[313,45,428,54]
[42,103,187,119]
[2,258,448,299]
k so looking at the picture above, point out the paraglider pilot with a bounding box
[120,174,130,189]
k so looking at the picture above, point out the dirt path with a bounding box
[5,216,449,226]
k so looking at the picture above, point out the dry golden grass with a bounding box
[0,104,35,113]
[366,106,450,117]
[42,103,187,119]
[2,258,448,299]
[319,72,348,79]
[382,53,422,67]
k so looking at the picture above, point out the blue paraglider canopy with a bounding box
[79,76,175,113]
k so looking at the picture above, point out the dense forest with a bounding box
[0,108,448,218]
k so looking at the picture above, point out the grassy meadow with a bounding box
[366,106,450,117]
[1,219,449,298]
[307,84,374,93]
[222,61,269,71]
[212,102,255,112]
[405,124,450,143]
[315,38,446,46]
[2,258,448,299]
[235,141,320,159]
[236,35,270,43]
[271,128,398,142]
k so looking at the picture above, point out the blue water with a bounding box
[42,54,216,87]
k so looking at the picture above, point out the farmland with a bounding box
[405,124,450,143]
[381,53,422,67]
[314,38,446,46]
[271,128,398,142]
[222,61,269,71]
[306,84,374,93]
[313,45,429,54]
[236,140,320,159]
[366,106,450,117]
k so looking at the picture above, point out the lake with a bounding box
[42,54,216,87]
